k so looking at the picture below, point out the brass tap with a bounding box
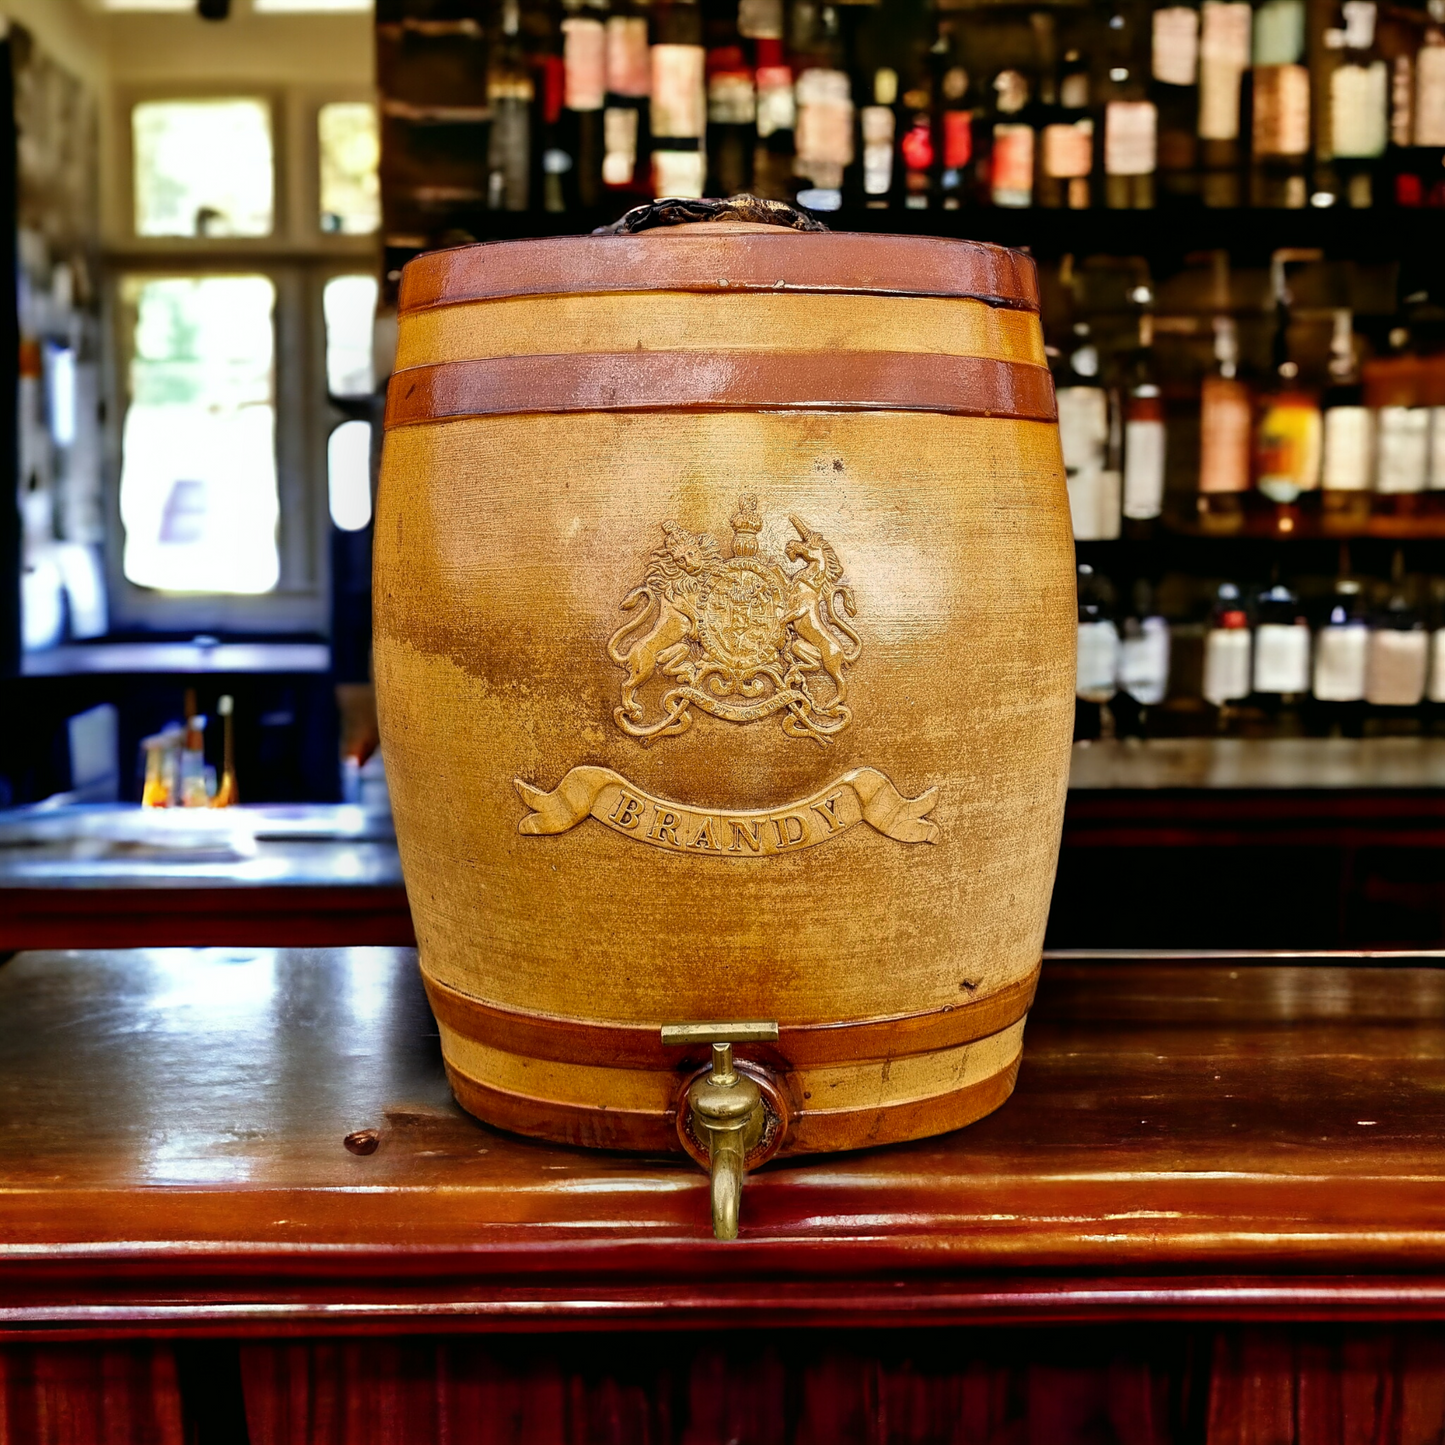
[661,1021,779,1241]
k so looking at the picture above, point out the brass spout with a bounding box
[661,1023,779,1241]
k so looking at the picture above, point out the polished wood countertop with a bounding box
[3,947,1445,1338]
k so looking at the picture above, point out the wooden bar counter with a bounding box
[6,946,1445,1441]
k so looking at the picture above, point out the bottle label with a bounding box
[651,148,706,199]
[1123,417,1166,518]
[1105,101,1158,175]
[1120,617,1172,705]
[602,106,640,186]
[1152,6,1201,85]
[737,0,784,41]
[1313,624,1368,702]
[563,17,606,112]
[1430,629,1445,704]
[991,123,1035,202]
[1253,0,1306,65]
[1203,627,1252,704]
[1199,376,1252,493]
[1256,395,1323,500]
[708,72,757,126]
[1253,623,1311,695]
[755,66,795,137]
[862,106,895,194]
[1366,629,1429,707]
[651,44,706,138]
[1331,60,1388,158]
[1199,1,1251,139]
[1252,63,1311,156]
[1057,385,1109,476]
[1043,119,1094,178]
[1418,46,1445,146]
[1431,406,1445,491]
[1376,406,1430,493]
[1077,620,1120,700]
[943,109,973,169]
[1322,405,1374,490]
[796,69,854,173]
[1067,468,1121,542]
[605,16,651,99]
[1342,1,1377,49]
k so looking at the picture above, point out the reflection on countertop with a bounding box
[1070,737,1445,791]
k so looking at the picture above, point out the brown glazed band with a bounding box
[384,352,1057,428]
[398,233,1039,315]
[424,961,1040,1072]
[445,1053,1020,1156]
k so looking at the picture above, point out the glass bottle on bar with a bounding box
[1056,319,1120,541]
[1100,0,1159,207]
[650,0,707,198]
[1198,313,1252,534]
[938,45,976,210]
[1198,0,1251,204]
[861,66,897,207]
[1366,552,1429,726]
[1075,564,1120,741]
[1040,42,1094,208]
[898,52,934,209]
[1115,578,1173,738]
[562,0,607,210]
[705,12,756,199]
[1123,302,1167,535]
[1414,0,1445,204]
[487,0,535,212]
[1249,0,1312,207]
[1325,0,1389,208]
[1320,307,1373,532]
[1202,581,1253,727]
[751,27,796,202]
[1253,253,1323,535]
[1368,327,1430,527]
[1310,571,1368,736]
[1250,581,1312,735]
[603,0,654,196]
[1151,0,1202,203]
[793,3,853,212]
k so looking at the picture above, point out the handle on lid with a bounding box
[595,193,829,236]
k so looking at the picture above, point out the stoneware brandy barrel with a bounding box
[376,197,1074,1237]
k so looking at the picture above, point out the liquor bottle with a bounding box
[793,5,853,211]
[562,0,607,209]
[1100,0,1159,208]
[898,50,934,209]
[1152,0,1202,202]
[1426,351,1445,494]
[751,33,796,201]
[1198,315,1253,533]
[1326,0,1389,207]
[1040,43,1095,208]
[1202,581,1253,720]
[991,65,1035,207]
[1320,308,1373,531]
[706,37,756,198]
[1412,0,1445,204]
[1055,323,1120,540]
[539,6,572,216]
[1254,252,1323,533]
[650,0,706,198]
[487,0,534,212]
[1123,307,1167,530]
[1368,331,1430,522]
[211,695,238,807]
[1251,581,1312,732]
[180,712,210,807]
[1311,575,1368,734]
[1198,0,1252,204]
[1366,556,1429,716]
[603,0,653,193]
[1075,564,1120,741]
[1428,574,1445,708]
[1249,0,1311,206]
[938,42,976,210]
[861,67,897,206]
[1115,579,1173,736]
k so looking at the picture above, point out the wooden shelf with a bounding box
[6,947,1445,1335]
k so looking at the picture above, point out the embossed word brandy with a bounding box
[375,198,1075,1239]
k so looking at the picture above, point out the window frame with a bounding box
[102,81,378,636]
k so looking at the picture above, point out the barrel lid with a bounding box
[398,228,1040,318]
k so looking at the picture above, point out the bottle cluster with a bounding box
[1054,248,1445,541]
[1077,555,1445,737]
[378,0,1445,220]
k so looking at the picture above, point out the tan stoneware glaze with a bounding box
[375,212,1075,1181]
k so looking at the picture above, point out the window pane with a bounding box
[133,99,274,238]
[120,276,280,594]
[329,421,373,531]
[319,102,380,235]
[323,274,378,396]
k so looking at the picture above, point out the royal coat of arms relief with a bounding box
[606,496,862,746]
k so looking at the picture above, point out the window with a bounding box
[118,276,280,595]
[255,0,374,11]
[319,102,381,236]
[328,421,372,531]
[133,99,274,238]
[323,274,378,396]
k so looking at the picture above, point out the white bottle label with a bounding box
[1120,617,1172,705]
[861,105,895,195]
[1077,619,1121,700]
[1331,60,1388,158]
[1105,101,1158,175]
[563,17,606,111]
[1043,120,1094,178]
[1123,418,1166,519]
[650,44,706,139]
[1429,628,1445,704]
[1376,407,1430,494]
[1057,386,1109,474]
[1253,622,1311,694]
[1199,1,1252,139]
[1153,6,1201,85]
[1313,623,1368,701]
[1204,627,1252,704]
[795,67,855,170]
[1322,405,1374,491]
[1431,407,1445,491]
[1366,629,1428,707]
[650,149,706,199]
[1066,469,1122,541]
[1417,45,1445,146]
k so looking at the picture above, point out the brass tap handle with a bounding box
[661,1021,778,1241]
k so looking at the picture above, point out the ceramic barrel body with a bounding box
[376,224,1074,1158]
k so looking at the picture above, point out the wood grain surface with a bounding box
[4,949,1445,1337]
